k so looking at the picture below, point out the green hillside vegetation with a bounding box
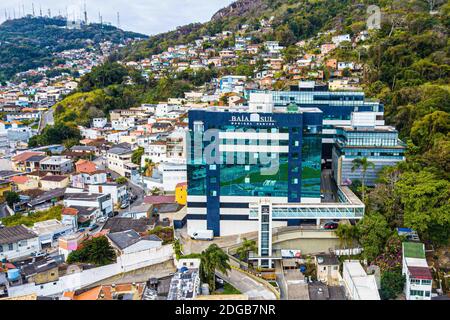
[0,205,63,227]
[0,16,147,81]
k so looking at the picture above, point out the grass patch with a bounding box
[214,282,241,295]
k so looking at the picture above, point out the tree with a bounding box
[67,236,116,266]
[4,191,20,208]
[236,238,257,261]
[335,223,358,248]
[357,213,391,261]
[351,157,375,202]
[115,176,127,185]
[395,170,450,245]
[380,270,405,300]
[199,244,231,292]
[173,239,183,260]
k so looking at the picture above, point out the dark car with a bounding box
[323,221,339,230]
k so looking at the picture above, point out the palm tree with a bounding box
[236,238,257,261]
[199,244,231,292]
[143,159,156,177]
[351,157,375,201]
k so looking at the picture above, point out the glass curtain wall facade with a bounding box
[187,109,323,236]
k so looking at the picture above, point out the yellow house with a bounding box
[0,180,12,196]
[175,182,187,205]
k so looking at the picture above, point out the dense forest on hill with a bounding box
[0,16,147,81]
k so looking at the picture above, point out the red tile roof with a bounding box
[62,207,79,216]
[10,175,29,184]
[408,266,432,280]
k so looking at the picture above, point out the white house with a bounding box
[0,225,41,261]
[92,118,108,128]
[342,260,380,300]
[88,183,128,205]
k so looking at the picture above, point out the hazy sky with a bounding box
[0,0,235,35]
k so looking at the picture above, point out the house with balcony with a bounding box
[402,242,433,300]
[39,156,73,175]
[106,143,138,178]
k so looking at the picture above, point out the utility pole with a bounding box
[32,3,35,16]
[48,9,51,18]
[117,12,120,28]
[40,5,42,17]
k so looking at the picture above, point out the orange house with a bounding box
[75,159,97,174]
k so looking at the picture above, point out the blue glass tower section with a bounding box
[187,109,323,236]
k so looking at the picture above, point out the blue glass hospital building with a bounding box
[186,92,370,267]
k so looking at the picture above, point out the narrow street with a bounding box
[216,269,276,300]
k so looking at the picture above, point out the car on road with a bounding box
[97,216,108,223]
[323,221,339,230]
[120,202,130,209]
[31,251,46,258]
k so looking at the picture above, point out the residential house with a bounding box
[63,192,113,221]
[31,219,74,248]
[106,144,138,178]
[11,151,46,172]
[316,254,340,286]
[106,230,162,255]
[402,242,433,300]
[40,175,70,191]
[39,157,73,175]
[0,225,41,261]
[10,175,39,191]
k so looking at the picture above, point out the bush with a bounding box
[67,236,116,266]
[380,270,405,300]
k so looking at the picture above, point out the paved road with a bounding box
[0,204,10,219]
[321,169,338,202]
[217,269,276,300]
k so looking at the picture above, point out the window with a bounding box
[421,280,432,286]
[8,244,13,251]
[0,245,3,253]
[425,291,430,297]
[410,279,421,285]
[410,290,423,296]
[209,164,216,170]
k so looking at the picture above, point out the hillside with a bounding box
[117,0,359,61]
[0,16,147,81]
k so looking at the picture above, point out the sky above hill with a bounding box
[0,0,235,35]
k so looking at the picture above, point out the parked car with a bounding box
[89,224,99,231]
[97,216,108,223]
[323,221,339,230]
[120,202,129,209]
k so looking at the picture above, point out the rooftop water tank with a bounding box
[7,269,20,281]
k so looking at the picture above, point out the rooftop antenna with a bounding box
[32,3,35,16]
[40,5,42,17]
[22,3,25,17]
[13,9,16,19]
[48,9,51,18]
[117,12,120,28]
[84,1,88,25]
